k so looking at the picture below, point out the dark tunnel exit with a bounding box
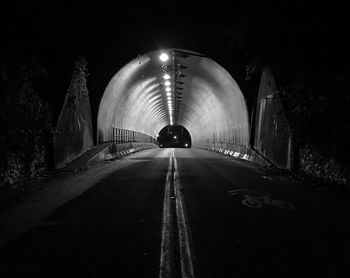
[158,125,191,148]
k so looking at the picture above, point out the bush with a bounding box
[0,63,52,185]
[299,144,347,186]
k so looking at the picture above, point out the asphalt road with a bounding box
[0,148,349,278]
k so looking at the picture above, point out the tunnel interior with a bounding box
[158,125,191,148]
[97,49,250,148]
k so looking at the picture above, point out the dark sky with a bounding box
[2,1,242,58]
[1,0,349,122]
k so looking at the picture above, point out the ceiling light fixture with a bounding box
[163,74,171,80]
[159,53,169,62]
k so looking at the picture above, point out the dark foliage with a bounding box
[0,62,53,185]
[226,1,350,183]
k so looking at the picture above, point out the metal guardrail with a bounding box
[112,128,158,145]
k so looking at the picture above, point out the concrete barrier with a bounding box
[88,142,158,164]
[58,142,158,172]
[197,143,271,167]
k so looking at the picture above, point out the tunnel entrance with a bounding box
[158,125,191,148]
[97,48,249,148]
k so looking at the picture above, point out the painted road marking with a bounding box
[160,151,196,278]
[174,156,195,278]
[159,153,174,278]
[228,189,294,209]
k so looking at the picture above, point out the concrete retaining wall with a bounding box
[254,68,292,169]
[53,60,93,169]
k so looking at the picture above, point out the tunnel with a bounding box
[97,49,250,148]
[158,125,192,148]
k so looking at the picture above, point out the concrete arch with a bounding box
[97,49,249,147]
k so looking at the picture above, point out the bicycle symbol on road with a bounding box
[228,189,294,209]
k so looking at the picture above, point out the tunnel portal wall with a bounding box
[254,68,292,169]
[53,62,94,169]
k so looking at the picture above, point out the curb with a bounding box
[203,146,271,167]
[88,142,158,165]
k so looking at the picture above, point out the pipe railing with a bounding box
[112,128,158,145]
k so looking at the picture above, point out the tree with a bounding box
[0,61,52,185]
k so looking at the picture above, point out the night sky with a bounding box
[1,0,349,125]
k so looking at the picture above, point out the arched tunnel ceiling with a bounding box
[97,49,250,146]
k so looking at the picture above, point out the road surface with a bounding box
[0,148,349,277]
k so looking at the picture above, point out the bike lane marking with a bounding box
[228,189,294,209]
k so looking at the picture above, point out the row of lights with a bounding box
[159,53,174,126]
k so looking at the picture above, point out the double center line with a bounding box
[160,151,196,278]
